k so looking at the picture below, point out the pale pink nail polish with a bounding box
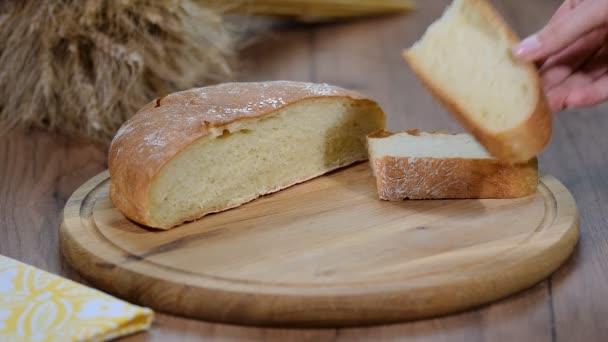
[513,34,541,58]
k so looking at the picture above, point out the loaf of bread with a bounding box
[366,130,538,201]
[403,0,552,163]
[109,81,386,229]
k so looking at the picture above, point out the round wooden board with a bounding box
[60,163,579,327]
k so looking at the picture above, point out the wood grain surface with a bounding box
[2,0,608,340]
[60,163,578,327]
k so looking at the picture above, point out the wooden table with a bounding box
[1,0,606,340]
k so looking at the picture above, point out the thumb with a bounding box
[512,0,608,61]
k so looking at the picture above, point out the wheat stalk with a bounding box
[210,0,416,18]
[0,0,245,142]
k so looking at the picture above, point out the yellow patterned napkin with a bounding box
[0,255,154,342]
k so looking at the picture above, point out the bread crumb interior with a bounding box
[406,0,534,132]
[369,131,492,159]
[148,98,384,227]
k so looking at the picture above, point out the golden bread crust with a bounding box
[368,130,539,200]
[108,81,382,227]
[373,156,538,200]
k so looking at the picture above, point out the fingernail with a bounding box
[513,34,541,58]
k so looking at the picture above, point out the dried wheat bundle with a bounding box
[212,0,415,19]
[0,0,242,142]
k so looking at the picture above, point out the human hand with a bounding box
[513,0,608,112]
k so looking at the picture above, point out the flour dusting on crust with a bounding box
[110,81,367,164]
[375,158,469,200]
[371,152,538,200]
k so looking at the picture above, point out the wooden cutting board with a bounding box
[60,163,579,327]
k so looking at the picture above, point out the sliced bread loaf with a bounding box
[367,130,538,201]
[403,0,552,163]
[109,81,386,229]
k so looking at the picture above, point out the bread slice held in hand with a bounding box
[109,81,386,230]
[367,130,538,201]
[403,0,552,163]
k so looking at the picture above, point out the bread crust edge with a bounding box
[373,155,539,201]
[367,130,539,200]
[402,0,552,164]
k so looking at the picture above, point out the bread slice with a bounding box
[109,81,386,229]
[403,0,552,163]
[366,130,538,201]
